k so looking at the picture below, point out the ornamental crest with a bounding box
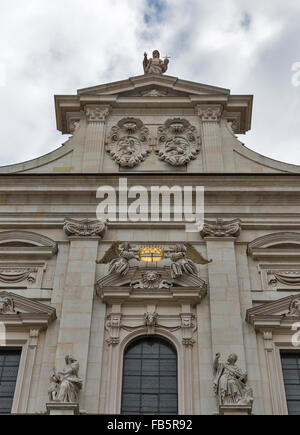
[106,118,151,168]
[156,119,201,167]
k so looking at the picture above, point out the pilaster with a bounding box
[201,219,246,366]
[197,104,224,172]
[82,105,111,172]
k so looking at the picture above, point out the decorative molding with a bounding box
[105,314,122,345]
[0,268,38,284]
[248,232,300,260]
[156,118,201,167]
[268,271,300,287]
[63,218,107,238]
[132,271,172,289]
[106,118,151,168]
[85,105,110,123]
[29,329,39,348]
[201,218,241,238]
[197,105,223,122]
[181,314,196,347]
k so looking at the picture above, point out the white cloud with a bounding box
[0,0,300,166]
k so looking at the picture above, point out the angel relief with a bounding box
[96,242,211,283]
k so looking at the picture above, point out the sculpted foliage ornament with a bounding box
[106,118,151,168]
[201,218,241,238]
[63,218,107,238]
[157,119,200,167]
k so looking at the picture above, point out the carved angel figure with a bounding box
[168,244,211,279]
[143,50,169,75]
[287,298,300,317]
[0,296,15,314]
[97,242,139,277]
[48,356,82,403]
[213,353,253,407]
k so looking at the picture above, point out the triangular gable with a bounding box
[77,74,230,98]
[0,291,56,326]
[246,294,300,329]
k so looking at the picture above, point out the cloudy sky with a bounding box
[0,0,300,166]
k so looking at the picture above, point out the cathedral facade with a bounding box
[0,55,300,415]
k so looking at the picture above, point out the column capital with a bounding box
[85,105,111,123]
[200,218,241,239]
[196,104,223,122]
[63,218,107,239]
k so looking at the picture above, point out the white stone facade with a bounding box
[0,73,300,415]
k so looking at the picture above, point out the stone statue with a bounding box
[108,243,139,277]
[48,368,60,402]
[169,244,198,279]
[0,296,15,314]
[213,353,253,407]
[143,50,169,75]
[48,355,82,403]
[287,298,300,317]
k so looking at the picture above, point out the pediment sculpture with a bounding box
[213,353,253,407]
[143,50,169,75]
[156,118,201,166]
[286,298,300,317]
[0,296,16,314]
[48,355,82,404]
[106,118,151,168]
[96,242,211,291]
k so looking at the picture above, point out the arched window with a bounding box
[121,336,178,415]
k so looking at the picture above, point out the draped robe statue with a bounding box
[48,355,82,403]
[213,353,253,406]
[143,50,169,75]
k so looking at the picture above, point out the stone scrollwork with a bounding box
[106,118,151,168]
[268,271,300,287]
[197,105,223,122]
[132,271,172,289]
[0,268,37,284]
[48,355,83,404]
[85,105,110,123]
[213,353,253,407]
[156,118,201,167]
[201,218,241,238]
[105,314,122,345]
[63,218,107,238]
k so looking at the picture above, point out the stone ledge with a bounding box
[219,405,252,415]
[46,402,80,415]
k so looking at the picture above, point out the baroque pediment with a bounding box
[246,294,300,330]
[77,74,230,98]
[0,291,56,327]
[96,266,207,304]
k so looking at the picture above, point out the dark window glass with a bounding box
[281,352,300,415]
[0,349,21,414]
[121,337,178,415]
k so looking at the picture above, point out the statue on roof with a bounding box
[143,50,169,75]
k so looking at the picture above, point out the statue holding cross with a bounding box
[143,50,170,75]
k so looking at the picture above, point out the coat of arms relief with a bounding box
[156,118,201,167]
[106,117,201,168]
[106,118,151,168]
